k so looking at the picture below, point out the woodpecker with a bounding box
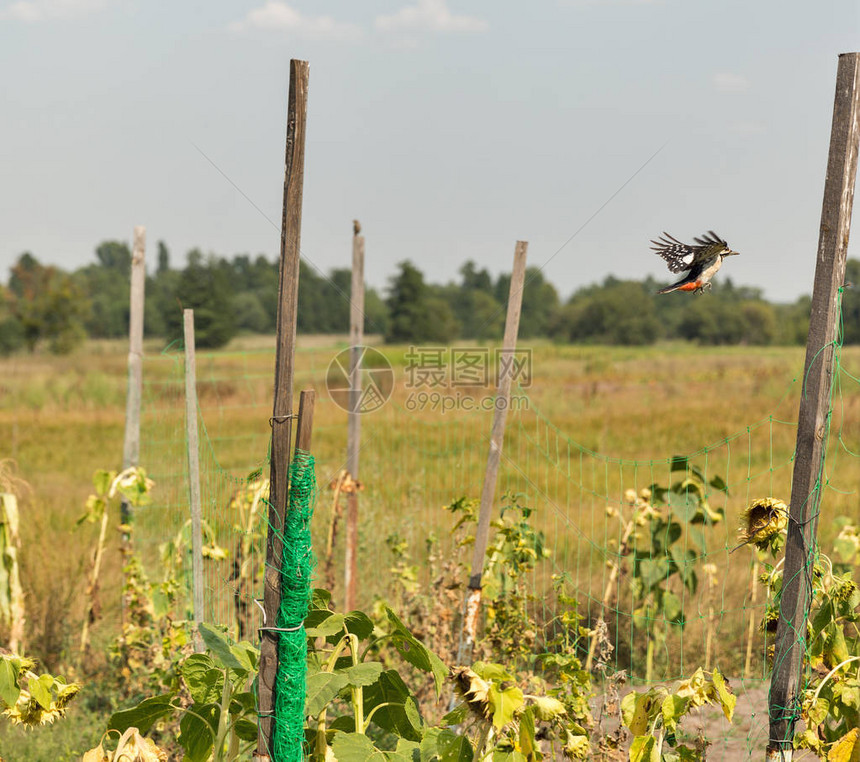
[651,231,739,294]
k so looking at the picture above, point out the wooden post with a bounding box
[295,389,316,453]
[121,226,146,531]
[458,241,528,663]
[183,309,205,654]
[768,52,860,760]
[256,58,310,762]
[344,223,365,612]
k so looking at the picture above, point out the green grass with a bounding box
[1,335,859,755]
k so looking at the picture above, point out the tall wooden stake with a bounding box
[256,58,310,762]
[121,226,146,531]
[458,241,528,664]
[344,222,365,612]
[768,52,860,760]
[183,310,205,653]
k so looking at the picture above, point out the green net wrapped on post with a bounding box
[273,449,316,762]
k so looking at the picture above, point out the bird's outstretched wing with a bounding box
[651,230,726,273]
[650,233,697,273]
[691,230,727,247]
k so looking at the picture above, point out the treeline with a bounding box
[3,238,850,355]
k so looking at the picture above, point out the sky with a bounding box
[1,0,859,303]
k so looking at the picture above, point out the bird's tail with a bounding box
[657,274,699,294]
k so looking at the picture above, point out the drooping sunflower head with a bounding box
[451,666,492,720]
[737,498,788,550]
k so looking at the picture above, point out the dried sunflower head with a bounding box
[562,729,590,760]
[3,681,81,727]
[451,666,491,720]
[732,498,788,553]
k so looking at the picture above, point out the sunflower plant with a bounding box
[756,515,860,758]
[0,651,80,728]
[620,667,736,762]
[627,458,727,682]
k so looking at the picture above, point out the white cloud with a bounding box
[712,72,751,93]
[0,0,110,21]
[375,0,488,34]
[230,2,362,40]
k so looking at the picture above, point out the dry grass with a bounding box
[2,336,859,690]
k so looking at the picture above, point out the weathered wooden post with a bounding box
[121,226,146,532]
[457,241,528,664]
[344,221,365,612]
[767,52,860,760]
[183,309,205,653]
[255,58,309,762]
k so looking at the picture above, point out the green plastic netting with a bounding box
[273,448,316,762]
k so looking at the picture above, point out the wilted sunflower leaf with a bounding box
[629,735,659,762]
[828,727,860,762]
[711,668,736,722]
[487,683,523,730]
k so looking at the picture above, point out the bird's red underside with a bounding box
[678,281,701,292]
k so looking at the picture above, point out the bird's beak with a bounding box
[724,249,739,256]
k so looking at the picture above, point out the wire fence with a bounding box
[134,334,860,757]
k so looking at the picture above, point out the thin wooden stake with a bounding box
[184,309,205,654]
[768,52,860,760]
[457,241,528,664]
[325,470,347,593]
[744,555,760,679]
[121,226,146,533]
[295,388,316,453]
[256,58,310,762]
[344,224,365,612]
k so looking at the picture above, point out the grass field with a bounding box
[1,334,859,757]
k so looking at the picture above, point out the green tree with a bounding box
[164,250,237,349]
[364,288,390,337]
[460,260,494,294]
[773,296,810,345]
[73,240,133,338]
[385,261,459,343]
[94,240,132,273]
[678,299,746,345]
[449,262,504,339]
[320,267,352,332]
[0,285,25,355]
[839,259,860,344]
[495,267,559,338]
[145,267,179,338]
[739,301,777,345]
[297,260,329,333]
[8,253,90,354]
[234,292,269,333]
[551,280,660,345]
[157,241,170,275]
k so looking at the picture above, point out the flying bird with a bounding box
[651,231,739,294]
